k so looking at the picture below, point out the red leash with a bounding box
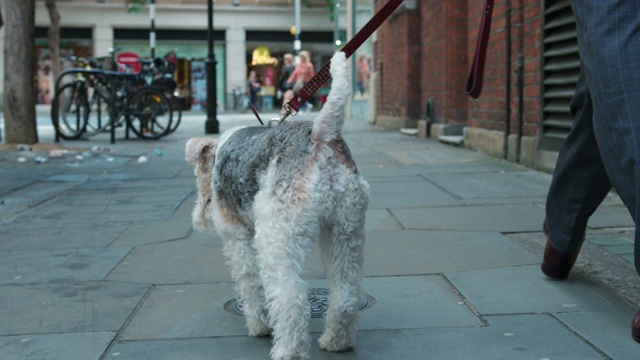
[263,0,404,124]
[465,0,494,99]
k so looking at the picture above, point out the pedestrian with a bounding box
[278,53,295,108]
[356,53,371,96]
[540,1,640,343]
[286,50,315,112]
[247,70,262,110]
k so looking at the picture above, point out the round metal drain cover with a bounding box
[224,288,376,319]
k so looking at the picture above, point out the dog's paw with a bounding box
[318,333,354,353]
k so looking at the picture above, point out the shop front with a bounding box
[114,28,226,111]
[35,27,93,105]
[245,30,334,110]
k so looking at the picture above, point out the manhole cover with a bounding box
[224,288,376,319]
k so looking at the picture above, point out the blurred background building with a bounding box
[3,0,373,112]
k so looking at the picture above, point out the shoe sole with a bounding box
[540,262,570,280]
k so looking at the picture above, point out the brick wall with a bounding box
[374,0,422,120]
[375,0,544,143]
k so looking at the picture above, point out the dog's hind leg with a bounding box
[318,188,367,352]
[220,223,271,337]
[253,203,316,359]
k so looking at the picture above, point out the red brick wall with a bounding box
[374,0,422,119]
[375,0,543,137]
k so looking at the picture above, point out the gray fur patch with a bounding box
[214,121,314,211]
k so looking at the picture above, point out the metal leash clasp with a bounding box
[269,103,294,127]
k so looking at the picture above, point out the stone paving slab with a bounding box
[363,209,403,232]
[0,182,78,221]
[446,265,619,315]
[0,282,147,335]
[383,147,483,165]
[120,276,482,341]
[414,158,527,174]
[120,282,244,340]
[0,164,64,196]
[423,170,551,200]
[0,247,131,284]
[111,216,193,247]
[588,204,635,229]
[107,232,231,285]
[109,314,604,360]
[362,230,539,276]
[347,276,482,331]
[367,177,460,209]
[391,203,546,232]
[0,331,116,360]
[14,185,192,225]
[557,310,640,359]
[0,223,130,251]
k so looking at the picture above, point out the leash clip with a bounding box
[269,105,293,127]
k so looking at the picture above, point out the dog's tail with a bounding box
[312,51,350,142]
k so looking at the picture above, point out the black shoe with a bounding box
[540,219,580,280]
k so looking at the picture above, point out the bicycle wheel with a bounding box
[125,87,173,140]
[53,82,89,140]
[166,95,183,135]
[85,81,118,136]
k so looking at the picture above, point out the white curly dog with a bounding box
[185,52,369,360]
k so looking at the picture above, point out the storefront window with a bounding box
[114,40,226,111]
[35,30,92,105]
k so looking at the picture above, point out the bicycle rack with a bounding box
[53,68,121,144]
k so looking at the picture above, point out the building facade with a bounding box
[373,0,577,171]
[1,0,344,110]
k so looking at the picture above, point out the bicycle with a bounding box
[52,52,175,141]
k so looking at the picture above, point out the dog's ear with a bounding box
[185,137,218,165]
[186,137,218,232]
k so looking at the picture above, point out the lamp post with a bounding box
[205,0,219,134]
[333,1,341,49]
[149,0,155,58]
[294,0,301,59]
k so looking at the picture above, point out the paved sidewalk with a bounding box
[1,111,639,359]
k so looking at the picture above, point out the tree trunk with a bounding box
[45,0,61,86]
[4,0,37,144]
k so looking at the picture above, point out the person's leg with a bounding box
[572,0,640,275]
[543,72,612,279]
[571,0,640,342]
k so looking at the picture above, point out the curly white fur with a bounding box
[185,52,368,360]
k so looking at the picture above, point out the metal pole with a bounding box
[205,0,219,134]
[294,0,301,58]
[333,1,340,50]
[350,0,356,96]
[149,0,156,58]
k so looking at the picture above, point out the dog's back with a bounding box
[212,51,358,216]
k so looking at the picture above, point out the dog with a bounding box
[185,52,369,360]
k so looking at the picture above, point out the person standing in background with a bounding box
[286,51,315,112]
[278,53,295,108]
[356,53,371,96]
[247,70,262,110]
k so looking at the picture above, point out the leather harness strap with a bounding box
[465,0,495,99]
[284,0,405,114]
